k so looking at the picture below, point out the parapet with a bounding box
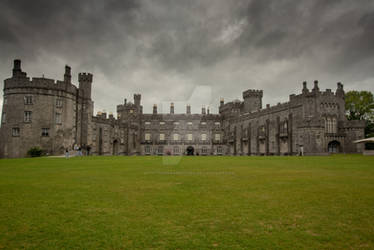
[78,73,93,82]
[243,89,263,99]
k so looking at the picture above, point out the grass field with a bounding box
[0,155,373,249]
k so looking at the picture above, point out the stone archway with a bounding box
[186,146,194,156]
[328,140,340,153]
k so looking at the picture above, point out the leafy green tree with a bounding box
[345,90,374,140]
[345,91,374,121]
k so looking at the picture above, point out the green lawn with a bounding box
[0,155,373,249]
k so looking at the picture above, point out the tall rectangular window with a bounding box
[1,112,5,123]
[201,134,207,141]
[215,133,221,141]
[187,134,193,141]
[3,97,7,105]
[159,133,165,141]
[173,133,179,141]
[41,128,49,137]
[12,127,20,137]
[145,145,151,154]
[56,99,63,107]
[56,113,62,124]
[145,133,151,141]
[24,111,32,122]
[24,96,33,105]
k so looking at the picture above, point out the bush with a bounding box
[27,147,43,157]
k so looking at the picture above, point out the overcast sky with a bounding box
[0,0,373,115]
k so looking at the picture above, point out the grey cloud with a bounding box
[0,0,373,115]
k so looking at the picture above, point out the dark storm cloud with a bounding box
[0,0,373,115]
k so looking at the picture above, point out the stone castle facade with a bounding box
[0,60,365,158]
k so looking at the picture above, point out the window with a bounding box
[215,133,221,141]
[129,109,134,113]
[214,122,220,126]
[24,96,33,105]
[24,111,32,122]
[41,128,49,137]
[56,113,62,124]
[1,112,5,123]
[187,122,193,125]
[145,133,151,141]
[217,146,223,154]
[56,99,63,107]
[12,127,20,137]
[202,147,208,154]
[173,146,180,154]
[187,134,193,141]
[173,133,179,141]
[145,145,151,154]
[325,117,337,133]
[160,121,165,125]
[145,121,151,125]
[332,118,337,133]
[3,97,7,105]
[201,122,207,125]
[174,122,180,125]
[159,133,165,141]
[201,134,207,141]
[158,146,163,155]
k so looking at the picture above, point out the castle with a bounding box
[0,60,365,158]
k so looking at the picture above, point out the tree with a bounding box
[345,91,374,121]
[345,90,374,139]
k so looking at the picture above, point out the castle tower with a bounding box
[78,73,93,99]
[77,72,93,147]
[242,89,263,113]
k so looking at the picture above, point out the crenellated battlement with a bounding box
[78,73,93,82]
[4,76,78,95]
[243,89,263,98]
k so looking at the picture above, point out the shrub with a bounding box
[27,147,43,157]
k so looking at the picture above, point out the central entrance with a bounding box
[186,146,194,155]
[328,140,340,153]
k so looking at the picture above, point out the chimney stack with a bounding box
[153,104,157,114]
[186,104,191,114]
[170,102,174,114]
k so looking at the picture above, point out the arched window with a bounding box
[332,118,337,133]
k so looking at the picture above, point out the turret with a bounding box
[64,65,71,83]
[78,73,93,99]
[313,80,319,93]
[202,105,206,115]
[302,81,309,94]
[134,94,141,106]
[336,82,344,98]
[242,89,263,113]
